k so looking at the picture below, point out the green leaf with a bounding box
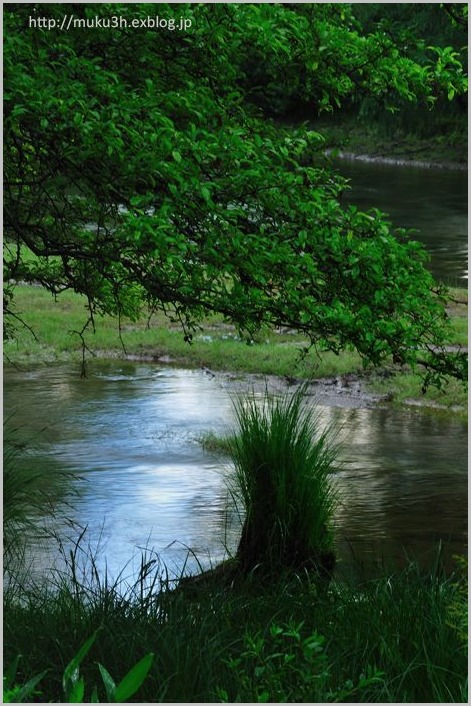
[256,689,270,702]
[114,653,155,702]
[11,106,28,117]
[63,632,98,695]
[3,655,21,690]
[172,150,182,163]
[68,676,85,703]
[215,687,229,702]
[98,663,116,702]
[16,670,48,702]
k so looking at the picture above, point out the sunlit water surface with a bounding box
[4,363,467,584]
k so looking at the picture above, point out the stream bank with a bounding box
[327,149,467,171]
[309,115,468,168]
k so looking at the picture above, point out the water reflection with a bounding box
[3,362,467,581]
[330,406,467,575]
[335,159,468,283]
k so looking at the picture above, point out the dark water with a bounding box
[4,362,467,582]
[334,158,468,284]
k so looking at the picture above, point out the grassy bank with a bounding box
[4,285,365,378]
[308,114,468,166]
[4,284,467,411]
[4,550,467,704]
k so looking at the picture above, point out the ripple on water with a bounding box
[4,362,467,582]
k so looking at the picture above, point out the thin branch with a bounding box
[68,307,97,378]
[4,309,39,342]
[117,307,128,356]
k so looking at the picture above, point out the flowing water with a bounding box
[335,158,468,283]
[4,362,467,583]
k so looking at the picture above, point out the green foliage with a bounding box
[428,45,468,102]
[3,415,77,572]
[197,431,235,456]
[100,653,155,703]
[446,555,468,647]
[229,387,338,574]
[62,631,99,702]
[346,3,468,136]
[216,621,384,703]
[4,635,154,704]
[3,3,467,387]
[367,370,468,413]
[3,427,36,531]
[3,655,47,703]
[237,3,467,116]
[62,632,154,703]
[3,420,48,566]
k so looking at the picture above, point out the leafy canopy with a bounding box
[3,3,467,385]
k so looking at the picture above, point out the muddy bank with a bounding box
[113,350,465,412]
[215,370,386,408]
[119,353,389,409]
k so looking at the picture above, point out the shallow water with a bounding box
[4,362,467,582]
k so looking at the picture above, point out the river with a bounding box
[4,362,467,584]
[334,157,468,283]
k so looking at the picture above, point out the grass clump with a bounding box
[196,431,235,456]
[3,417,74,573]
[229,386,338,578]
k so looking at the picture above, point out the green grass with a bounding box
[3,419,62,567]
[309,114,468,165]
[3,285,366,376]
[197,431,235,456]
[365,286,468,411]
[444,287,468,346]
[3,542,467,703]
[228,387,338,576]
[367,370,468,413]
